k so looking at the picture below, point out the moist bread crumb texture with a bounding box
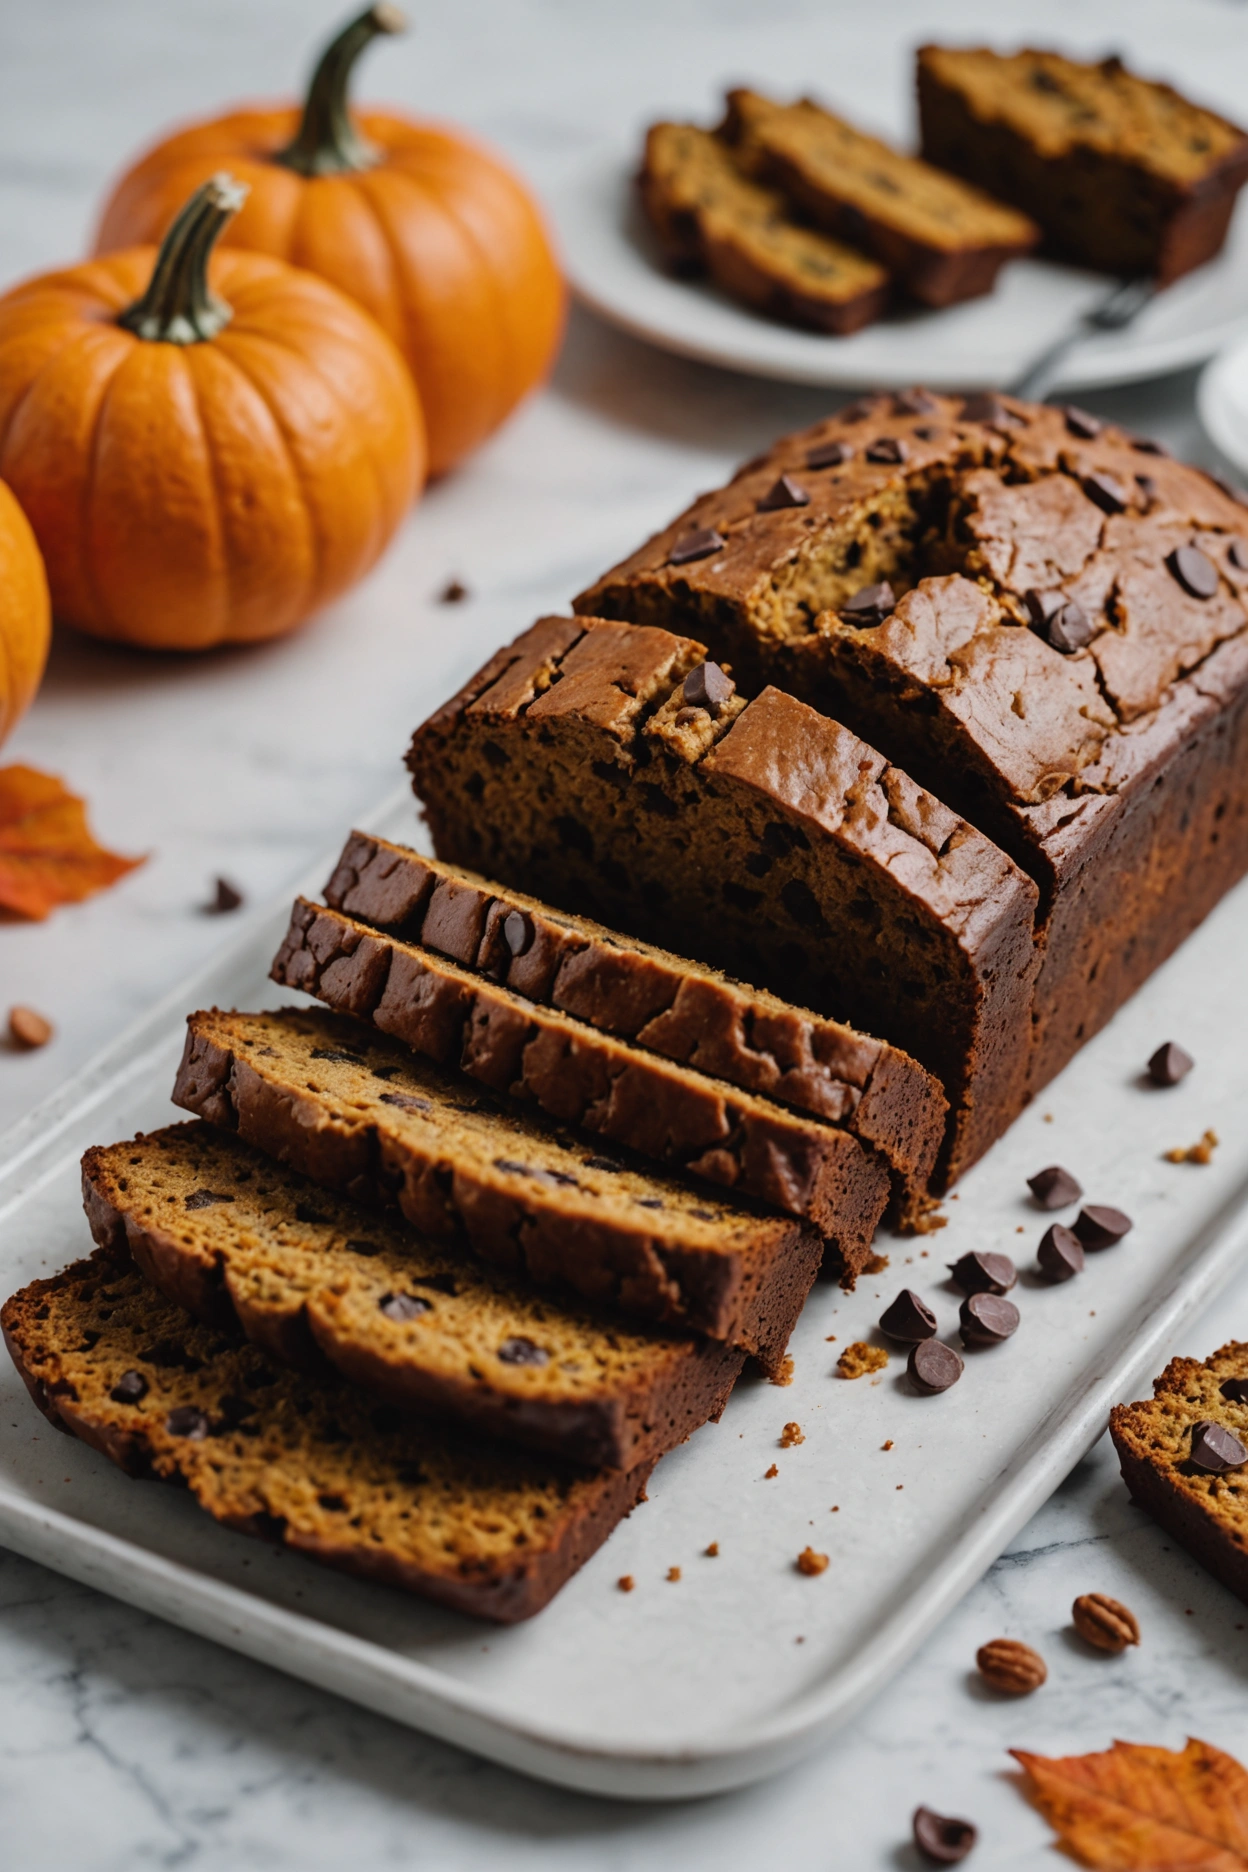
[82,1122,744,1471]
[1,1254,655,1622]
[1111,1343,1248,1604]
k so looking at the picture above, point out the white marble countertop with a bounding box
[3,0,1248,1864]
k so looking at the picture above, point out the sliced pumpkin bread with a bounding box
[2,1253,654,1622]
[171,1005,823,1373]
[723,87,1038,306]
[322,830,945,1201]
[272,896,893,1254]
[640,121,890,334]
[83,1124,744,1470]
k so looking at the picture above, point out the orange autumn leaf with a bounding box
[1012,1737,1248,1869]
[0,764,143,920]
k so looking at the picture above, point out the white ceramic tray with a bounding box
[2,785,1248,1801]
[552,154,1248,393]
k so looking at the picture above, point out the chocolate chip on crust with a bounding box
[757,474,810,511]
[1166,544,1219,600]
[668,527,725,565]
[1190,1420,1248,1473]
[1063,405,1102,438]
[683,661,736,715]
[805,439,853,468]
[1083,471,1128,514]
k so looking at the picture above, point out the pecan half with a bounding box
[1072,1592,1140,1652]
[975,1637,1047,1694]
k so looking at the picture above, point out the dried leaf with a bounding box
[0,764,143,920]
[1012,1737,1248,1868]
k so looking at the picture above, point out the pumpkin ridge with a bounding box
[209,332,325,603]
[183,352,238,637]
[80,339,136,642]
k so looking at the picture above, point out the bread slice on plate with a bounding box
[83,1123,744,1470]
[2,1252,654,1622]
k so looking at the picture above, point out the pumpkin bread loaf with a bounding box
[723,88,1038,307]
[574,391,1248,1103]
[1110,1343,1248,1607]
[404,616,1040,1186]
[272,895,893,1252]
[2,1253,654,1622]
[83,1124,744,1471]
[321,829,946,1199]
[640,122,890,334]
[917,46,1248,283]
[171,1006,823,1373]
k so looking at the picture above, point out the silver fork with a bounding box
[1009,276,1158,401]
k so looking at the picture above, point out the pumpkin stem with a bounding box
[118,174,249,345]
[275,4,407,178]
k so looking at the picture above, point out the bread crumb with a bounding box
[667,1566,681,1582]
[795,1635,805,1643]
[837,1341,888,1379]
[780,1422,804,1448]
[881,1439,893,1451]
[825,1334,837,1342]
[796,1547,829,1576]
[764,1463,779,1478]
[830,1504,839,1512]
[618,1575,635,1593]
[1043,1112,1054,1123]
[896,1484,904,1490]
[1016,1225,1025,1233]
[705,1541,719,1557]
[861,1250,890,1274]
[1165,1128,1218,1164]
[438,578,469,604]
[771,1355,795,1386]
[8,1006,53,1049]
[909,1208,947,1235]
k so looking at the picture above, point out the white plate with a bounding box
[2,786,1248,1802]
[552,154,1248,394]
[1198,334,1248,481]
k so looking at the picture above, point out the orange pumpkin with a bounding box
[0,478,51,745]
[94,5,566,478]
[0,175,424,652]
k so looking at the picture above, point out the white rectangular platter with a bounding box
[2,784,1247,1802]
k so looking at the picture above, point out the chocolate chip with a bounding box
[493,1157,534,1177]
[438,578,469,604]
[1023,588,1064,628]
[203,877,243,915]
[1221,1376,1248,1404]
[1045,601,1093,654]
[165,1406,210,1439]
[1063,405,1102,438]
[109,1370,148,1405]
[840,580,896,623]
[1135,473,1158,503]
[379,1292,431,1322]
[913,1805,978,1864]
[913,426,938,441]
[948,1251,1017,1296]
[1083,471,1128,514]
[879,1289,938,1343]
[893,388,937,414]
[1166,543,1219,599]
[498,1336,549,1366]
[1073,1204,1132,1250]
[959,391,1007,425]
[1037,1223,1084,1283]
[311,1047,365,1064]
[683,660,736,716]
[1130,434,1168,455]
[907,1339,964,1395]
[1228,539,1248,570]
[503,909,534,957]
[1027,1164,1083,1209]
[184,1189,234,1210]
[805,439,852,469]
[1148,1041,1194,1086]
[636,1197,665,1209]
[379,1091,433,1113]
[1190,1419,1248,1473]
[866,436,908,465]
[757,473,810,511]
[584,1155,623,1173]
[838,397,876,422]
[959,1293,1019,1347]
[668,527,725,566]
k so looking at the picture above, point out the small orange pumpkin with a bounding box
[0,175,424,652]
[94,6,566,478]
[0,478,51,746]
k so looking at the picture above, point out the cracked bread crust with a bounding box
[2,1253,655,1622]
[1110,1343,1248,1607]
[572,392,1248,1100]
[405,616,1040,1185]
[272,895,892,1256]
[82,1124,744,1471]
[170,1006,822,1374]
[322,830,946,1198]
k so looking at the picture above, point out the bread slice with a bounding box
[404,616,1039,1186]
[640,121,889,334]
[272,896,892,1257]
[918,45,1248,283]
[1110,1343,1248,1607]
[171,1005,822,1373]
[83,1123,744,1470]
[321,829,946,1201]
[723,87,1037,307]
[2,1253,654,1621]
